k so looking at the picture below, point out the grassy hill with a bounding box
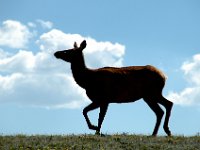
[0,134,200,150]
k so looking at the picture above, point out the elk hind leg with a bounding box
[144,99,164,136]
[158,96,173,136]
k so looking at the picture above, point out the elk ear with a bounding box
[74,42,78,49]
[79,40,87,51]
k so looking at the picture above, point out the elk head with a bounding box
[54,40,87,62]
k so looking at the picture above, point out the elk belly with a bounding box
[108,85,143,103]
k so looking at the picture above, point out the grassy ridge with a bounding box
[0,134,200,150]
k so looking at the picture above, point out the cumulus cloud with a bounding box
[167,54,200,106]
[37,29,125,68]
[0,20,125,109]
[36,20,53,29]
[0,20,33,48]
[28,20,53,29]
[27,22,36,28]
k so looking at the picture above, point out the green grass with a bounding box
[0,134,200,150]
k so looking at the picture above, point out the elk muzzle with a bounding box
[54,51,61,59]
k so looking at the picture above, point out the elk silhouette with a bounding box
[54,40,173,136]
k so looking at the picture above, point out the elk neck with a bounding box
[70,53,90,89]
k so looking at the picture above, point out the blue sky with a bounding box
[0,0,200,136]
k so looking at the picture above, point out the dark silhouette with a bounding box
[54,40,173,136]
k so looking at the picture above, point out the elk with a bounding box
[54,40,173,136]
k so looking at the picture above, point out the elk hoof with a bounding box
[95,131,100,135]
[164,126,172,136]
[151,134,157,137]
[95,131,106,137]
[89,125,98,130]
[167,132,172,136]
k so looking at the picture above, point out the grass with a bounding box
[0,134,200,150]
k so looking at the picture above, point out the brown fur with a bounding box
[54,40,173,136]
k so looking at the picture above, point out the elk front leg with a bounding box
[83,103,99,131]
[96,103,108,135]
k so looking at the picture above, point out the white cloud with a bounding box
[167,54,200,106]
[36,19,53,29]
[0,21,125,109]
[27,22,36,28]
[0,20,33,48]
[37,29,125,68]
[0,49,89,109]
